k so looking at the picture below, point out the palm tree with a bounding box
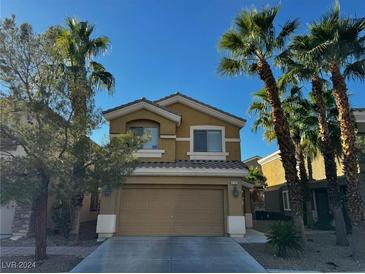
[249,85,318,227]
[246,166,267,187]
[298,3,365,253]
[276,46,349,245]
[218,6,305,234]
[56,18,115,238]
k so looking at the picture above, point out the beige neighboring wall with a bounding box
[310,153,344,180]
[260,157,286,187]
[260,150,345,187]
[165,102,241,161]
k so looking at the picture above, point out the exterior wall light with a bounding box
[231,181,240,197]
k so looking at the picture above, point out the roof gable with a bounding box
[103,98,181,124]
[155,92,246,128]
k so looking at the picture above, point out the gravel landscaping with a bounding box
[0,221,98,272]
[0,255,81,273]
[1,220,99,247]
[241,231,365,272]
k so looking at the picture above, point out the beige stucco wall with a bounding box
[109,109,176,135]
[165,102,241,161]
[310,153,344,180]
[166,103,240,138]
[261,157,286,187]
[109,109,177,162]
[107,102,242,162]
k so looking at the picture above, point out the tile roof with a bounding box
[137,160,248,170]
[102,97,181,116]
[155,92,246,122]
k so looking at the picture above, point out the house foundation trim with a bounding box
[96,214,116,239]
[227,216,246,237]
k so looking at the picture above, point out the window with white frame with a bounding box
[193,129,223,152]
[282,190,291,211]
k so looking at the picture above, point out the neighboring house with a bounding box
[243,156,265,217]
[258,108,365,228]
[258,150,347,228]
[243,155,262,169]
[0,112,98,238]
[97,92,252,238]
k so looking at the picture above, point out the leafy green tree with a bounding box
[54,18,115,238]
[0,16,72,260]
[218,6,305,234]
[0,17,141,261]
[295,3,365,254]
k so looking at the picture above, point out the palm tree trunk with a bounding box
[330,64,365,257]
[294,141,308,182]
[34,173,49,261]
[69,67,89,240]
[256,58,304,236]
[307,156,313,181]
[294,140,314,228]
[313,72,353,247]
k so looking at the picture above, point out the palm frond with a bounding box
[89,61,115,92]
[88,36,110,57]
[276,19,299,49]
[344,59,365,80]
[218,57,246,76]
[219,30,246,51]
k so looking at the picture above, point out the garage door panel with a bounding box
[118,187,224,236]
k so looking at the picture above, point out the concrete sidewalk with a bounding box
[72,237,267,273]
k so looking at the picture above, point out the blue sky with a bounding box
[1,0,364,159]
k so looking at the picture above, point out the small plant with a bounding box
[266,222,304,257]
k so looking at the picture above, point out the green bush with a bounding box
[266,222,304,257]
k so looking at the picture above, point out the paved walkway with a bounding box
[0,246,96,258]
[72,237,267,272]
[234,229,268,244]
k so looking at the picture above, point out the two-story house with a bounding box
[97,92,252,238]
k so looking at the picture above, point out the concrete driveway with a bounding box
[71,237,266,273]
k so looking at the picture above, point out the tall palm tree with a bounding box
[276,46,349,245]
[298,3,365,253]
[218,6,305,234]
[250,85,320,222]
[56,18,115,238]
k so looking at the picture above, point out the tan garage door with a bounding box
[117,186,224,236]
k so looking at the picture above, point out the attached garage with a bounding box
[117,185,225,236]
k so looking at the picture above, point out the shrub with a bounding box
[266,222,304,257]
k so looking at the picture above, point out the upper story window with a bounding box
[130,127,158,149]
[193,130,222,152]
[127,120,160,150]
[188,126,227,160]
